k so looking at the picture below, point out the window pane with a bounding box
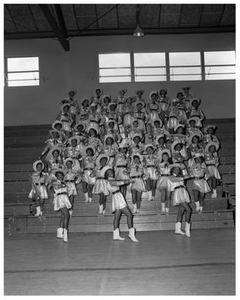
[134,53,166,67]
[99,53,130,68]
[170,75,202,81]
[135,67,166,76]
[8,72,39,80]
[170,67,201,75]
[99,68,131,77]
[206,74,235,80]
[7,57,39,72]
[169,52,201,66]
[204,51,235,65]
[100,76,131,83]
[8,80,40,87]
[135,75,166,82]
[205,66,235,74]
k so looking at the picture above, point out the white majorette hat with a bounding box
[174,124,185,132]
[49,130,61,138]
[159,149,171,162]
[172,139,183,151]
[63,157,76,167]
[61,103,71,112]
[187,117,200,126]
[118,139,129,149]
[135,99,146,108]
[145,143,155,151]
[96,153,110,166]
[156,134,165,143]
[52,120,63,130]
[49,145,62,157]
[204,125,217,134]
[205,141,219,152]
[103,166,113,177]
[74,121,86,131]
[190,98,201,106]
[131,153,143,162]
[33,160,44,172]
[187,132,202,144]
[108,102,117,110]
[53,168,66,177]
[149,91,158,100]
[132,132,142,140]
[107,119,116,127]
[104,134,115,144]
[68,136,80,145]
[87,123,100,134]
[84,145,96,156]
[152,118,163,128]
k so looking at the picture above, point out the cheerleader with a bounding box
[146,91,160,132]
[128,153,148,214]
[182,86,193,111]
[101,134,119,167]
[29,160,49,217]
[50,169,72,242]
[157,149,172,213]
[104,167,138,242]
[170,164,192,237]
[113,140,130,198]
[186,117,203,137]
[64,136,82,173]
[158,88,170,113]
[172,124,187,144]
[92,154,110,215]
[149,118,170,141]
[203,125,220,148]
[188,154,211,212]
[171,140,189,176]
[85,126,103,154]
[56,103,73,137]
[133,99,147,134]
[61,90,80,127]
[45,145,64,179]
[39,129,65,160]
[127,119,144,141]
[72,122,88,143]
[155,134,170,160]
[101,95,111,115]
[79,98,91,125]
[188,98,205,128]
[103,119,121,143]
[122,96,134,137]
[167,99,179,134]
[129,133,144,156]
[204,142,221,198]
[88,103,103,133]
[81,145,96,203]
[91,88,103,108]
[63,158,81,216]
[186,132,204,159]
[143,144,159,201]
[115,89,127,115]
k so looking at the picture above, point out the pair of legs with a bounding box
[120,184,127,198]
[193,189,205,212]
[208,176,217,190]
[145,178,157,200]
[160,188,171,212]
[35,197,45,216]
[113,207,133,230]
[82,181,94,201]
[131,189,142,213]
[176,202,192,223]
[99,192,107,214]
[59,207,70,230]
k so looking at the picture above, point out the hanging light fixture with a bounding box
[133,5,144,37]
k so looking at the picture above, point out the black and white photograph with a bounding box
[3,1,236,296]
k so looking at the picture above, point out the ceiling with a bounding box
[4,4,235,51]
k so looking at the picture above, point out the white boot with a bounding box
[128,228,138,242]
[57,227,63,239]
[132,204,137,214]
[148,191,152,201]
[212,189,217,198]
[199,206,203,213]
[102,209,106,215]
[175,222,185,235]
[113,228,125,241]
[165,207,170,214]
[88,197,92,203]
[185,222,191,238]
[161,202,166,213]
[35,206,41,217]
[84,193,89,202]
[195,201,200,211]
[136,208,140,214]
[63,229,68,242]
[98,204,103,214]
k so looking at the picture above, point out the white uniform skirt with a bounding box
[112,191,128,213]
[115,166,129,181]
[66,182,77,196]
[172,187,190,206]
[62,121,72,132]
[29,185,48,200]
[167,117,178,130]
[157,175,172,190]
[53,194,72,211]
[192,179,211,193]
[207,165,221,180]
[146,167,158,180]
[129,177,146,192]
[123,113,133,127]
[83,170,96,185]
[93,179,109,195]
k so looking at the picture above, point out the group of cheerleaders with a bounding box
[29,87,221,243]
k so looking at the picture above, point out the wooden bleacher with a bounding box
[4,119,235,235]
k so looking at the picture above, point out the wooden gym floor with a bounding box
[4,228,235,295]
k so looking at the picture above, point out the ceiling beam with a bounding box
[39,4,69,51]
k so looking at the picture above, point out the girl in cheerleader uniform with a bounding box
[156,149,172,214]
[122,96,134,137]
[204,142,221,198]
[87,103,103,134]
[186,132,204,159]
[92,154,110,215]
[63,158,81,216]
[187,98,205,128]
[128,134,145,156]
[101,135,119,167]
[149,118,170,141]
[128,153,148,214]
[81,145,97,203]
[171,124,187,145]
[171,140,189,177]
[29,160,49,217]
[167,99,180,134]
[182,86,193,112]
[143,144,159,201]
[79,98,91,126]
[91,88,103,110]
[72,122,88,144]
[104,167,138,242]
[64,136,82,173]
[134,89,145,103]
[146,91,160,133]
[154,134,170,160]
[50,169,72,243]
[127,119,145,142]
[188,154,211,212]
[115,89,127,115]
[113,140,130,198]
[101,95,111,116]
[186,117,203,137]
[169,164,192,238]
[61,90,80,127]
[51,120,68,142]
[85,127,103,154]
[103,119,121,144]
[56,103,73,138]
[105,102,119,122]
[46,146,64,181]
[203,125,220,148]
[158,89,170,113]
[133,99,147,135]
[39,129,65,160]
